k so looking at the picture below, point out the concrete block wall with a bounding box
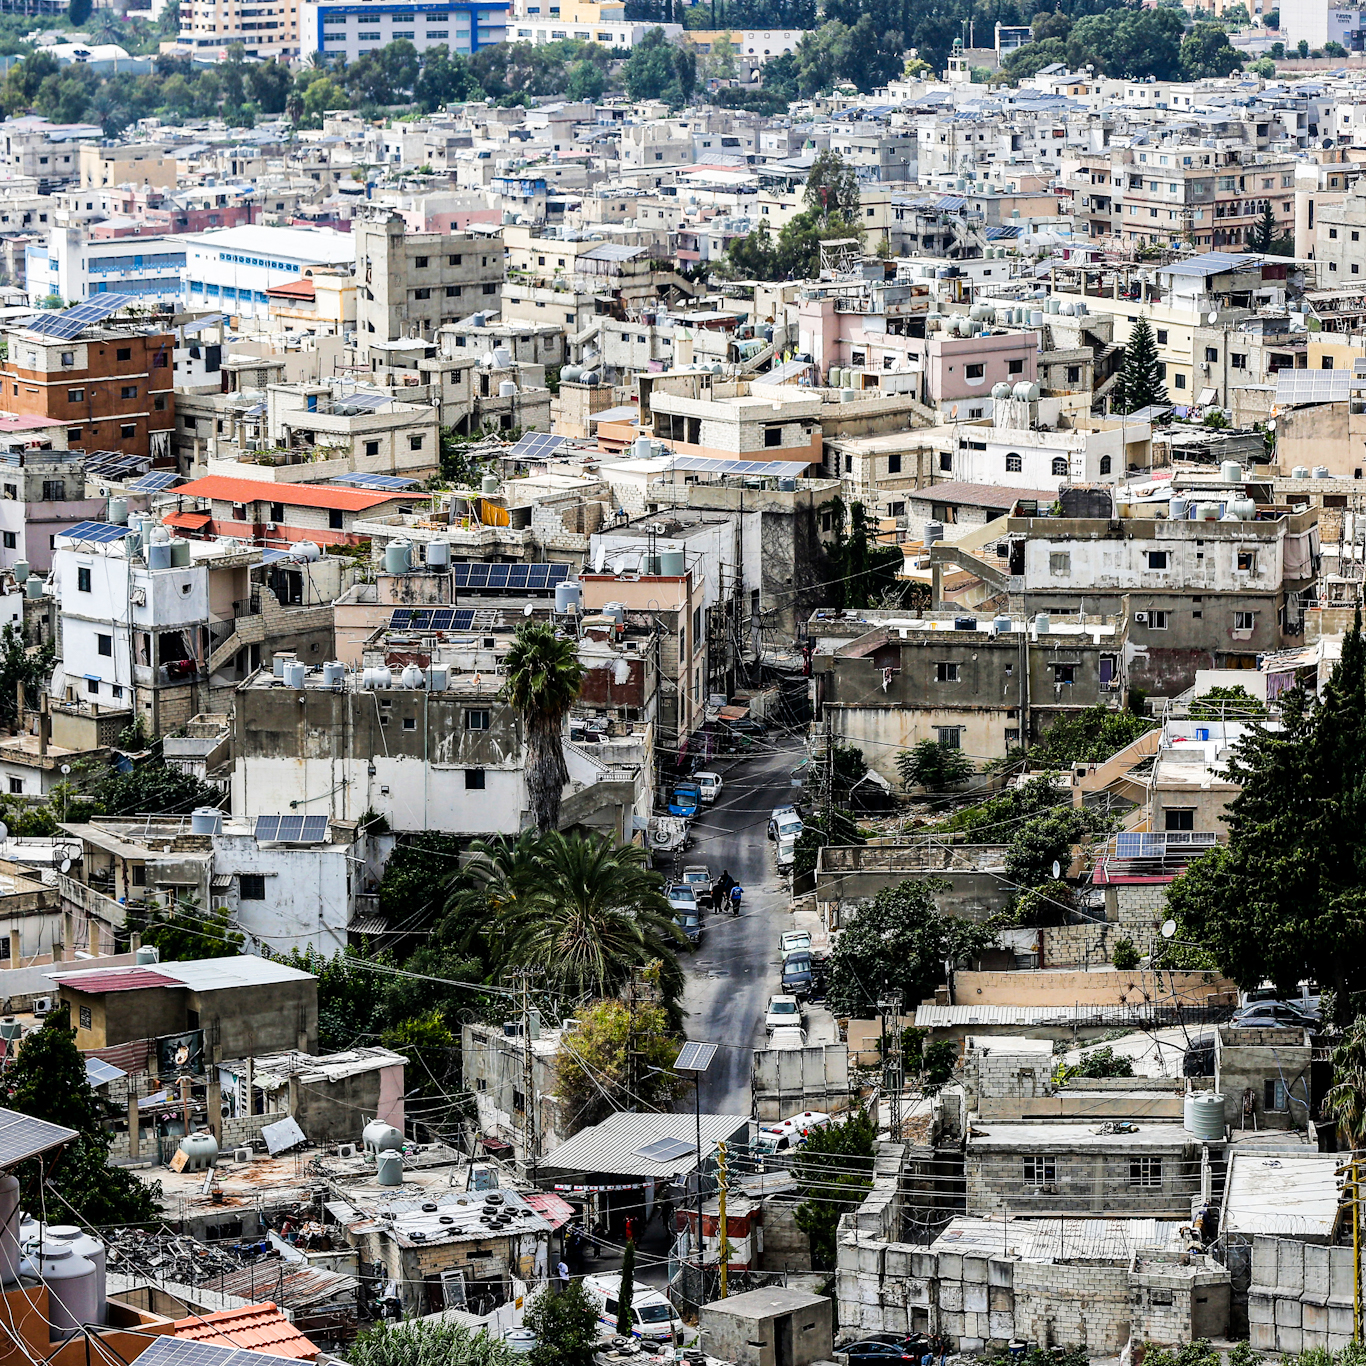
[1249,1236,1355,1354]
[1012,1259,1132,1353]
[1043,921,1162,968]
[963,1041,1053,1113]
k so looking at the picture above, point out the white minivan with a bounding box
[582,1272,685,1344]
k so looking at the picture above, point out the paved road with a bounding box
[674,738,805,1116]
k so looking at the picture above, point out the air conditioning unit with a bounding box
[233,1147,252,1162]
[32,996,52,1016]
[266,522,277,530]
[336,1143,358,1159]
[1134,611,1149,623]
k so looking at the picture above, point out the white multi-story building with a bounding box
[25,228,187,305]
[176,0,300,58]
[179,224,356,325]
[300,0,509,59]
[507,15,672,45]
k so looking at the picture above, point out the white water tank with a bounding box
[1184,1092,1225,1141]
[108,499,128,526]
[602,602,625,625]
[190,808,221,836]
[1194,503,1221,521]
[633,435,653,459]
[1228,498,1257,521]
[135,945,160,965]
[400,664,424,690]
[556,580,582,613]
[993,615,1013,635]
[1220,461,1243,483]
[0,1176,18,1287]
[291,541,321,563]
[283,661,307,689]
[1012,381,1041,401]
[991,382,1011,399]
[1035,613,1050,634]
[1293,466,1310,479]
[322,661,345,688]
[659,549,685,576]
[493,347,512,369]
[427,666,449,691]
[1314,465,1330,479]
[273,652,295,678]
[147,542,172,570]
[1169,497,1189,520]
[499,381,517,398]
[176,1132,219,1171]
[376,1150,404,1186]
[45,1227,104,1317]
[170,539,191,568]
[23,578,41,600]
[11,561,27,584]
[28,1245,96,1338]
[362,667,392,691]
[363,1120,404,1153]
[384,541,412,575]
[426,540,450,569]
[481,473,500,497]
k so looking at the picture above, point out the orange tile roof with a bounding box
[174,475,407,512]
[164,510,211,530]
[173,1303,320,1361]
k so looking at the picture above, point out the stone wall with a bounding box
[1248,1236,1355,1355]
[758,1198,813,1273]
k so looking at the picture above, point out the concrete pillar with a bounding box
[127,1078,139,1159]
[244,1057,254,1117]
[129,931,140,953]
[61,912,73,961]
[179,1075,191,1134]
[7,930,18,966]
[206,1073,221,1144]
[288,1073,300,1118]
[87,919,98,957]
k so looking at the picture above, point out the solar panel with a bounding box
[509,432,570,460]
[633,1136,696,1163]
[25,293,138,341]
[333,472,419,491]
[88,453,147,478]
[254,814,328,843]
[487,565,510,588]
[466,563,489,587]
[549,564,569,584]
[61,521,131,544]
[127,471,182,493]
[507,565,529,588]
[391,609,412,628]
[333,391,395,412]
[135,1330,284,1366]
[527,565,549,588]
[85,1058,126,1086]
[181,313,223,335]
[0,1109,78,1167]
[453,608,475,630]
[1276,369,1354,406]
[673,1041,718,1073]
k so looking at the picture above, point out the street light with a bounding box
[673,1041,718,1294]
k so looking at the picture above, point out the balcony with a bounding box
[58,875,130,929]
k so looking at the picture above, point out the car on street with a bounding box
[765,994,803,1033]
[780,931,812,958]
[583,1274,685,1344]
[769,1025,807,1050]
[674,911,702,947]
[668,782,700,817]
[754,1110,833,1161]
[667,883,698,917]
[695,771,722,803]
[782,950,815,999]
[836,1337,932,1365]
[681,865,711,905]
[768,805,801,839]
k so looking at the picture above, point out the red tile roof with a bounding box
[174,1304,320,1361]
[173,476,409,512]
[55,967,177,994]
[266,279,315,300]
[164,510,212,531]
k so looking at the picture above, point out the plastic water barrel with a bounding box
[190,808,221,836]
[363,1120,404,1153]
[384,541,411,575]
[147,542,172,570]
[1229,498,1257,521]
[1220,461,1243,483]
[169,539,191,568]
[1293,466,1310,479]
[504,1329,537,1355]
[283,661,306,689]
[322,661,345,688]
[1314,466,1330,479]
[991,382,1012,399]
[924,522,944,545]
[1035,613,1051,634]
[30,1245,96,1338]
[0,1175,19,1287]
[555,580,581,613]
[426,540,450,569]
[23,578,41,600]
[45,1227,104,1317]
[1170,497,1189,520]
[272,652,295,678]
[176,1132,219,1170]
[1185,1092,1224,1141]
[108,498,128,526]
[659,549,685,576]
[400,665,424,690]
[993,615,1013,634]
[633,435,652,459]
[581,371,600,386]
[602,602,625,625]
[291,541,321,562]
[562,364,583,384]
[11,561,28,584]
[363,667,391,691]
[135,945,160,965]
[499,381,517,398]
[376,1150,404,1187]
[0,1018,21,1042]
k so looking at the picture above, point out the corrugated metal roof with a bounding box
[172,475,407,512]
[540,1110,750,1177]
[932,1216,1186,1263]
[1162,250,1261,278]
[915,1003,1166,1027]
[55,967,177,994]
[214,1264,359,1309]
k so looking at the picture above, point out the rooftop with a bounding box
[52,955,315,995]
[173,1304,320,1361]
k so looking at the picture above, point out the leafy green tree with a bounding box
[566,58,606,99]
[1324,37,1346,53]
[792,806,863,881]
[761,49,798,100]
[1326,1019,1366,1147]
[555,998,686,1133]
[503,620,583,833]
[673,41,697,101]
[1004,806,1110,890]
[68,0,91,27]
[944,774,1062,839]
[1062,1044,1135,1080]
[275,945,397,1051]
[1249,55,1276,75]
[624,26,683,102]
[246,58,291,113]
[1298,37,1309,55]
[348,1319,516,1366]
[381,1011,456,1098]
[898,1026,959,1094]
[824,880,997,1017]
[1165,620,1366,1018]
[1111,937,1140,970]
[1181,22,1245,76]
[1190,684,1267,719]
[793,1108,875,1268]
[300,73,345,125]
[897,739,973,792]
[128,893,244,961]
[6,1006,160,1225]
[378,833,461,922]
[1251,200,1292,255]
[702,31,737,81]
[1024,705,1154,766]
[0,625,52,730]
[805,148,860,218]
[615,1239,635,1335]
[525,1280,600,1366]
[1113,316,1168,414]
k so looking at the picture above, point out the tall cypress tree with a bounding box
[1253,201,1279,253]
[1114,316,1168,413]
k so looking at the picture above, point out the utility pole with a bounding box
[519,972,538,1184]
[717,1139,730,1299]
[824,706,835,826]
[625,973,641,1109]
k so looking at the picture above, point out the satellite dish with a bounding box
[1208,311,1218,323]
[59,859,70,873]
[0,823,10,844]
[1161,919,1178,940]
[523,603,534,617]
[593,542,607,573]
[1267,419,1277,432]
[1051,860,1061,880]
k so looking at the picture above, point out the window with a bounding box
[1149,610,1169,629]
[764,426,782,448]
[887,453,901,474]
[1156,329,1169,345]
[1130,1156,1163,1187]
[120,385,137,399]
[1323,355,1336,370]
[77,567,91,593]
[1006,452,1022,473]
[6,778,19,795]
[120,425,134,439]
[1147,551,1169,570]
[466,769,486,790]
[1174,373,1186,390]
[1165,808,1195,831]
[78,1005,91,1030]
[42,480,65,502]
[939,452,952,473]
[116,347,131,361]
[1054,663,1077,685]
[1205,346,1218,363]
[965,363,985,380]
[1051,457,1068,477]
[59,352,72,367]
[1265,1078,1288,1111]
[1066,365,1081,384]
[936,726,962,749]
[1237,550,1256,572]
[1,534,13,551]
[414,255,429,268]
[67,429,80,444]
[482,283,496,295]
[365,440,380,457]
[86,677,98,694]
[328,508,344,530]
[270,502,284,523]
[1050,552,1070,575]
[67,388,84,403]
[448,255,462,266]
[402,716,416,731]
[239,874,266,901]
[414,288,430,300]
[1231,353,1247,370]
[935,662,960,683]
[97,634,111,656]
[1234,610,1256,631]
[465,708,490,730]
[1023,1155,1056,1186]
[1099,455,1112,475]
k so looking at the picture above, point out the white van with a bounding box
[754,1110,832,1161]
[582,1272,684,1344]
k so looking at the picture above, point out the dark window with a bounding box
[1265,1079,1288,1110]
[1164,808,1195,831]
[965,363,985,379]
[414,288,431,300]
[482,283,497,295]
[270,503,284,523]
[448,255,462,265]
[1100,455,1112,474]
[1051,456,1068,476]
[1,533,13,550]
[42,480,63,501]
[1156,329,1168,344]
[67,388,84,403]
[239,874,267,900]
[466,769,486,789]
[1205,347,1218,363]
[1006,453,1022,473]
[97,634,112,656]
[465,709,490,730]
[329,509,344,530]
[116,347,131,361]
[888,453,901,473]
[1130,1156,1162,1187]
[1008,358,1025,375]
[764,427,782,447]
[77,567,91,593]
[1023,1155,1055,1185]
[1147,551,1169,569]
[130,866,146,886]
[120,424,134,439]
[1054,663,1076,684]
[86,678,98,694]
[409,435,424,450]
[120,385,137,399]
[415,255,429,268]
[939,452,952,472]
[79,1005,91,1030]
[6,778,19,795]
[365,440,380,456]
[935,662,960,682]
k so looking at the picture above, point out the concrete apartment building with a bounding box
[26,229,186,305]
[0,117,102,191]
[0,447,105,574]
[176,0,301,57]
[355,213,504,357]
[0,317,175,462]
[301,0,509,59]
[78,144,176,192]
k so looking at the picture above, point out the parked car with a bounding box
[776,823,802,871]
[681,865,712,904]
[768,805,802,840]
[695,771,722,803]
[721,717,768,745]
[1230,1000,1320,1029]
[674,912,702,947]
[668,783,700,817]
[582,1274,684,1344]
[782,950,815,999]
[769,1025,807,1050]
[780,931,812,958]
[837,1341,927,1365]
[765,994,803,1033]
[754,1110,833,1161]
[667,883,698,917]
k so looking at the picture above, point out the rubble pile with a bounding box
[105,1228,286,1287]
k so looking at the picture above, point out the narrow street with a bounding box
[675,737,806,1115]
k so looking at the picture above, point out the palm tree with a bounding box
[438,830,545,968]
[503,622,583,834]
[497,833,685,1002]
[1327,1018,1366,1148]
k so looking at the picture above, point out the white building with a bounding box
[179,224,357,325]
[301,0,509,60]
[25,228,187,305]
[507,16,674,46]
